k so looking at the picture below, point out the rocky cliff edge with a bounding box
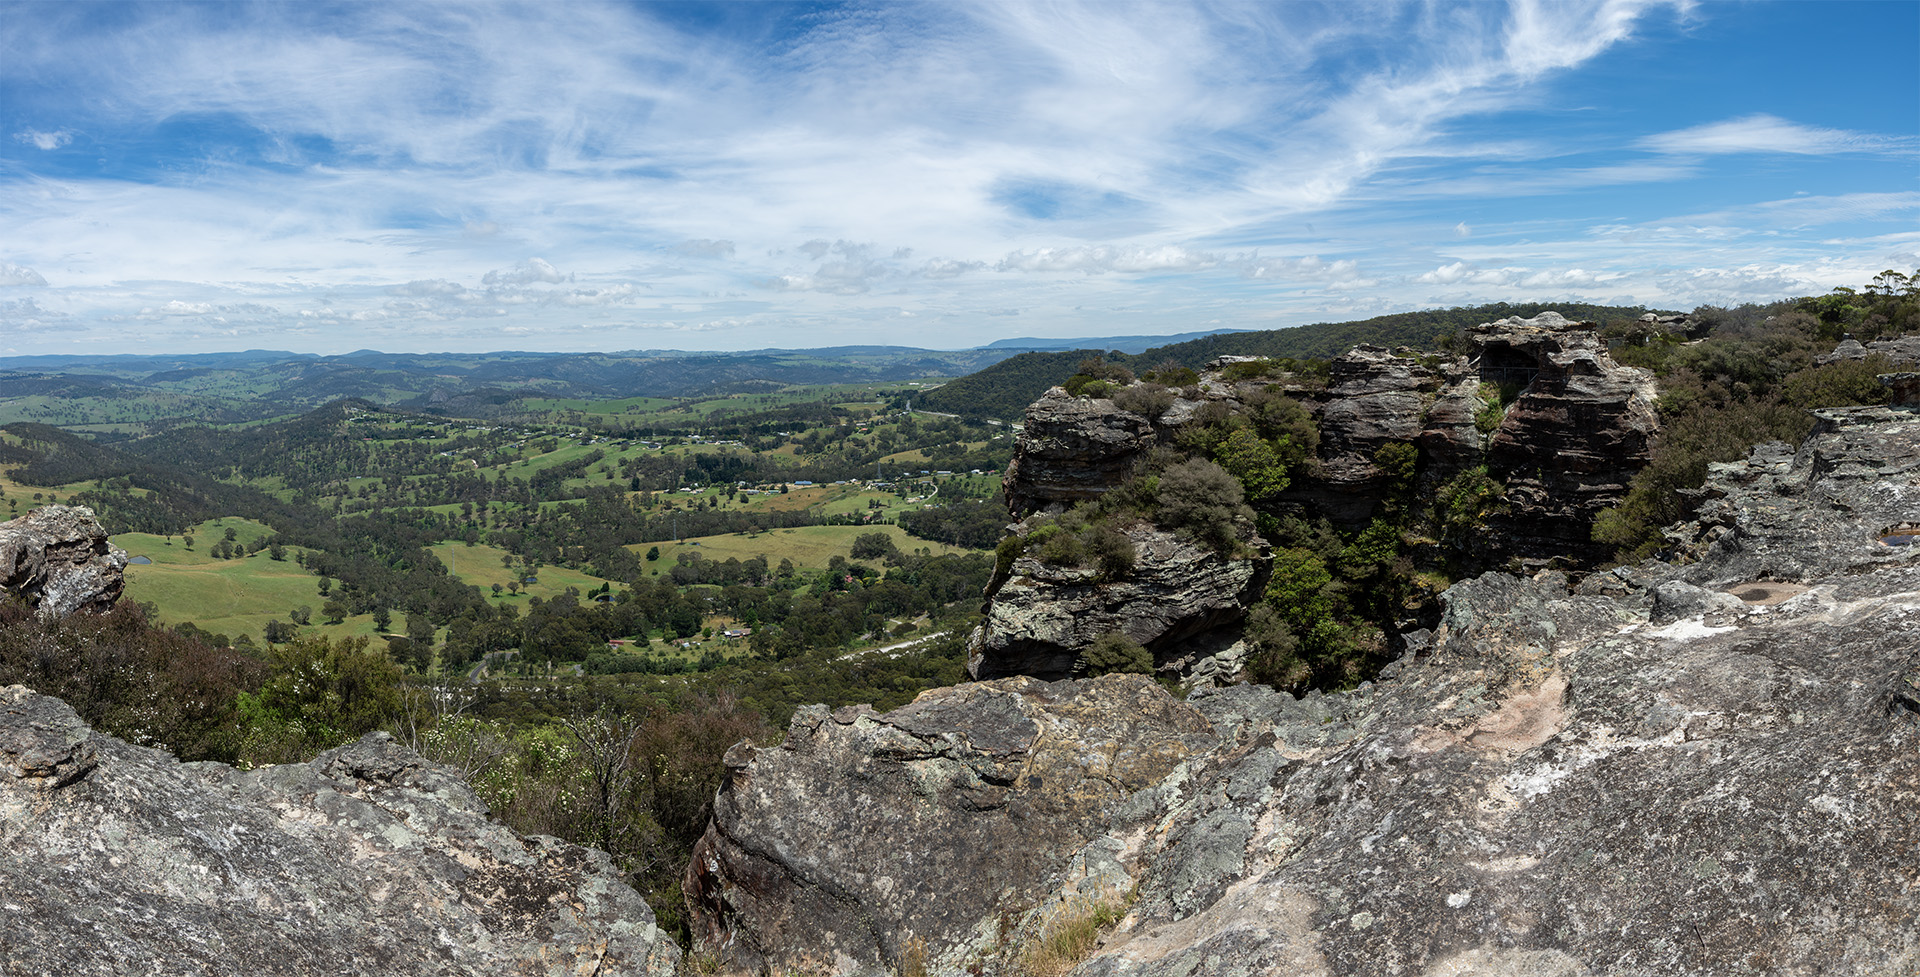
[689,400,1920,977]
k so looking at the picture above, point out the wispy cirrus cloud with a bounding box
[0,0,1911,354]
[1640,114,1920,157]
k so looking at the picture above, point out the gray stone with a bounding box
[0,686,682,977]
[0,504,127,617]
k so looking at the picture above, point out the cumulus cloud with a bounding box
[0,264,48,287]
[1639,114,1918,157]
[919,258,986,279]
[0,298,69,331]
[482,258,570,286]
[13,129,72,151]
[763,240,893,294]
[996,245,1218,275]
[1243,255,1365,283]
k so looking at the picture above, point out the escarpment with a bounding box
[969,311,1658,685]
[690,396,1920,976]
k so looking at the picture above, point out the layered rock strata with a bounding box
[0,504,127,616]
[1002,389,1156,516]
[1474,314,1659,564]
[967,524,1270,681]
[696,401,1920,976]
[0,687,682,976]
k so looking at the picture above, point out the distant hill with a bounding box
[979,328,1252,354]
[915,302,1674,420]
[0,347,1028,423]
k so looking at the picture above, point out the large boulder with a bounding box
[0,686,682,976]
[684,676,1217,976]
[967,524,1270,681]
[0,504,127,616]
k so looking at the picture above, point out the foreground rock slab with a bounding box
[685,676,1217,976]
[0,686,680,977]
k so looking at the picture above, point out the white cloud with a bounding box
[389,279,468,297]
[0,264,49,287]
[13,129,72,151]
[1640,114,1918,157]
[1243,255,1365,283]
[919,258,986,279]
[996,245,1218,275]
[482,258,570,286]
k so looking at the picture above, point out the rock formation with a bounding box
[1818,334,1920,366]
[685,676,1216,976]
[1002,389,1157,516]
[1473,313,1659,565]
[0,687,683,976]
[967,523,1270,681]
[691,398,1920,976]
[0,504,127,616]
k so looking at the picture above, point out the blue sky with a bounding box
[0,0,1914,356]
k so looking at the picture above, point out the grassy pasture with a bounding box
[429,541,624,602]
[633,523,977,573]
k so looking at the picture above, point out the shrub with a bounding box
[1111,382,1175,419]
[1155,458,1252,553]
[1082,631,1153,676]
[1019,889,1135,977]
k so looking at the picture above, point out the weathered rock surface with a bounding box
[685,676,1217,976]
[967,524,1271,681]
[1003,389,1157,515]
[0,686,682,976]
[0,504,127,616]
[700,402,1920,976]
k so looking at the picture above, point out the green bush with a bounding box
[1082,631,1153,676]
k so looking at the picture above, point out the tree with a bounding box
[289,605,311,626]
[850,532,898,561]
[372,606,393,632]
[646,545,660,562]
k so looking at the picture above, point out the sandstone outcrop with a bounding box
[0,504,127,616]
[685,676,1217,976]
[1002,388,1157,516]
[1474,313,1659,565]
[0,686,682,976]
[967,523,1270,681]
[696,400,1920,976]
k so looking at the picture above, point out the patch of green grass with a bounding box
[116,540,324,641]
[636,523,976,572]
[428,541,623,600]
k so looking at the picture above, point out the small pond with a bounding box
[127,555,152,564]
